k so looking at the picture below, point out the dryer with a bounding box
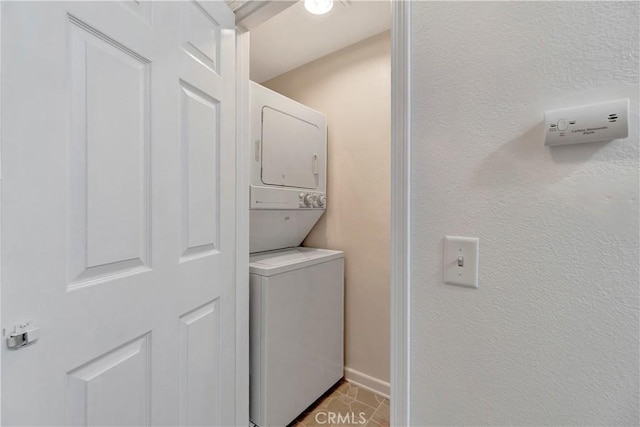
[250,82,327,253]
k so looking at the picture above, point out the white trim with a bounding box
[230,0,296,30]
[390,1,411,426]
[344,367,390,399]
[0,1,3,418]
[235,27,251,427]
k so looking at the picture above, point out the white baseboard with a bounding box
[344,367,390,399]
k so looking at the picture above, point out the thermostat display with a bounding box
[544,98,629,147]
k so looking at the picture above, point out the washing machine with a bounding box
[249,83,343,427]
[249,248,344,427]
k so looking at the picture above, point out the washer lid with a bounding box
[249,247,343,276]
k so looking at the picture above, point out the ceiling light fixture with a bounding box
[304,0,333,15]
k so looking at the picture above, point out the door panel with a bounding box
[67,334,151,427]
[1,2,236,425]
[180,82,220,259]
[69,14,152,286]
[179,300,221,427]
[181,2,221,74]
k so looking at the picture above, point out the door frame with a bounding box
[234,1,411,425]
[235,26,251,427]
[390,1,411,425]
[0,2,3,418]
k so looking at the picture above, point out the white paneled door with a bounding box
[1,1,237,425]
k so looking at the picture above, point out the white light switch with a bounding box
[443,236,479,288]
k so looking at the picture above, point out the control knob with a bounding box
[303,193,314,207]
[316,194,326,208]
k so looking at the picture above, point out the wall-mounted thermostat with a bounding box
[544,98,629,147]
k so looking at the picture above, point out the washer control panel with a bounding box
[299,192,326,209]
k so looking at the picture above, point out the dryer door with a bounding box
[261,106,319,189]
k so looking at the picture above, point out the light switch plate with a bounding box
[443,236,479,288]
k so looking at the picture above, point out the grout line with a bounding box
[292,380,390,427]
[353,397,382,411]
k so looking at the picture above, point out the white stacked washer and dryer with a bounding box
[248,82,345,427]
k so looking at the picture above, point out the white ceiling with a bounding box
[249,0,391,83]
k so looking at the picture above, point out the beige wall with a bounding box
[263,31,391,386]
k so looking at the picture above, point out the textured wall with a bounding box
[264,31,391,387]
[410,2,639,426]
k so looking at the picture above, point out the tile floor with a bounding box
[290,380,390,427]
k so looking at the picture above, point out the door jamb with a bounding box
[0,2,3,418]
[390,1,411,425]
[235,25,251,427]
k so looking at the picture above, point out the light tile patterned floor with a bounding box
[290,380,390,427]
